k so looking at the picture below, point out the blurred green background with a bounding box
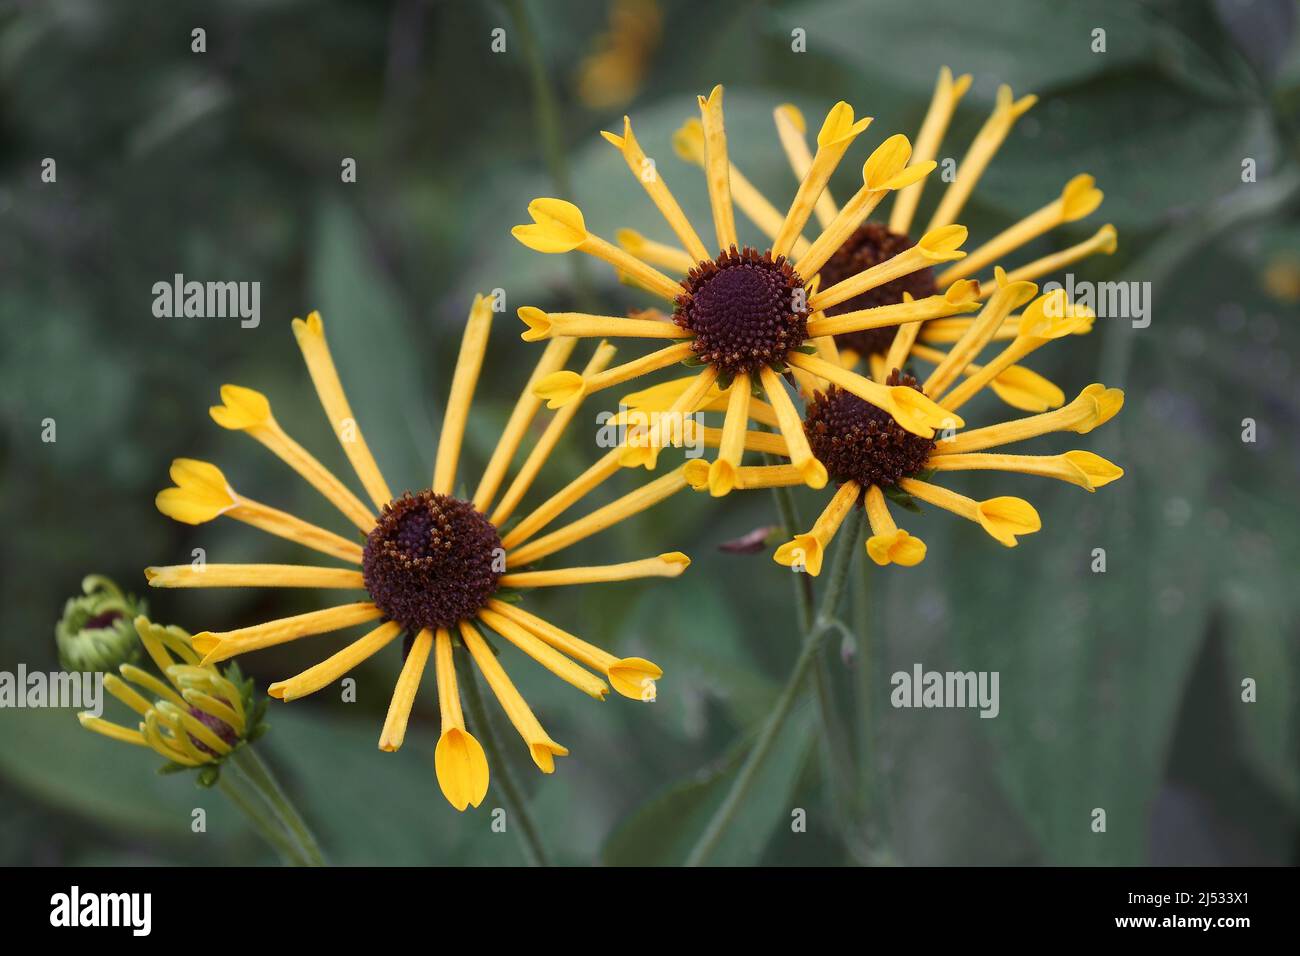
[1,0,1298,865]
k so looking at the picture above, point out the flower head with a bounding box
[147,300,689,810]
[55,575,145,673]
[78,616,262,784]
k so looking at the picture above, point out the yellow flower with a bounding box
[79,616,256,770]
[515,86,962,497]
[147,300,689,811]
[575,0,662,110]
[513,74,1117,499]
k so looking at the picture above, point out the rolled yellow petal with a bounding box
[78,713,149,748]
[922,272,1037,397]
[460,620,568,773]
[773,480,860,576]
[698,426,790,456]
[433,293,493,494]
[899,478,1040,546]
[103,673,154,717]
[772,102,872,258]
[227,498,364,564]
[806,280,980,338]
[193,602,383,664]
[698,84,738,251]
[582,232,685,300]
[910,342,1065,412]
[618,365,719,470]
[787,351,962,438]
[500,448,624,550]
[491,342,617,525]
[890,66,972,235]
[534,341,695,410]
[478,608,608,700]
[708,372,752,496]
[268,620,403,702]
[145,564,364,590]
[927,84,1038,231]
[811,225,968,311]
[378,628,432,752]
[507,467,688,567]
[473,336,578,513]
[759,365,827,488]
[937,383,1123,453]
[938,174,1103,286]
[210,386,375,533]
[500,552,690,588]
[603,116,711,262]
[773,103,839,228]
[926,452,1098,490]
[181,688,245,735]
[981,224,1118,294]
[291,310,393,509]
[863,484,926,567]
[615,229,698,275]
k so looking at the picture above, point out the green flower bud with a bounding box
[55,575,145,672]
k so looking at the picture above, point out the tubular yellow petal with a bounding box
[618,365,718,470]
[119,664,188,709]
[773,103,839,229]
[984,224,1118,293]
[491,342,617,525]
[938,174,1103,286]
[433,293,493,494]
[524,308,685,342]
[145,564,364,589]
[227,498,364,564]
[794,140,932,277]
[78,713,149,748]
[773,101,871,258]
[900,478,1040,547]
[500,448,623,550]
[268,620,402,702]
[682,458,709,490]
[535,341,695,410]
[811,225,968,311]
[103,673,154,717]
[155,459,235,524]
[584,232,685,300]
[806,280,980,338]
[774,534,825,576]
[759,365,826,488]
[615,229,698,275]
[698,426,790,456]
[909,342,1065,412]
[478,608,608,700]
[378,628,432,753]
[927,451,1099,489]
[460,620,568,773]
[774,480,860,575]
[507,466,688,567]
[483,599,661,702]
[291,310,392,509]
[726,463,808,489]
[709,372,751,496]
[500,552,690,588]
[512,197,588,253]
[193,602,383,664]
[936,384,1123,453]
[927,84,1038,231]
[923,272,1038,397]
[210,387,375,532]
[698,84,738,251]
[890,66,972,235]
[787,351,962,438]
[181,689,245,735]
[1064,450,1124,488]
[156,701,233,755]
[473,336,578,513]
[604,116,711,262]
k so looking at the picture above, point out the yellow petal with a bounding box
[155,458,235,524]
[866,529,927,567]
[607,657,662,701]
[975,496,1042,546]
[435,728,490,811]
[774,534,824,576]
[1063,450,1124,488]
[533,370,586,409]
[511,198,588,253]
[210,384,272,431]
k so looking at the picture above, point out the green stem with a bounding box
[685,508,866,867]
[228,746,324,866]
[765,473,858,837]
[456,652,552,867]
[216,749,322,866]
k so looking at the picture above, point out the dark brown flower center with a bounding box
[362,491,503,633]
[674,246,809,377]
[804,371,935,489]
[819,223,937,357]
